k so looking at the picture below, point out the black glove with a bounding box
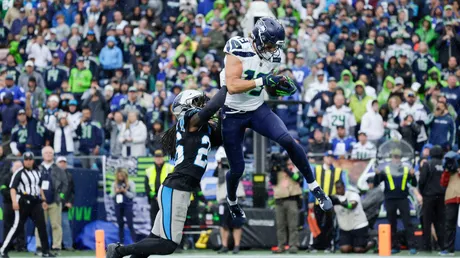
[330,195,341,205]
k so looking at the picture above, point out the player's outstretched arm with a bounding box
[225,55,258,94]
[189,87,228,131]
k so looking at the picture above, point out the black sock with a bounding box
[116,234,177,256]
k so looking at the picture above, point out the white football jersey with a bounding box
[334,191,369,231]
[220,36,281,111]
[351,141,377,160]
[322,105,357,139]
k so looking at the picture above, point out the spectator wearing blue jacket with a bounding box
[291,54,310,91]
[76,108,103,168]
[331,125,356,158]
[44,53,70,93]
[428,102,455,151]
[0,92,21,155]
[276,92,299,131]
[0,74,25,106]
[53,0,77,27]
[99,36,123,79]
[441,75,460,113]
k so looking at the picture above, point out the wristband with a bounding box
[347,202,353,209]
[255,77,264,87]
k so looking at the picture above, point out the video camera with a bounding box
[269,153,289,173]
[443,151,460,173]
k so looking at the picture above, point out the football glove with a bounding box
[275,76,297,96]
[262,74,284,88]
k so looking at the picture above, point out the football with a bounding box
[265,76,296,97]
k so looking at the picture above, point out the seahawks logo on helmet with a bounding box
[172,90,208,118]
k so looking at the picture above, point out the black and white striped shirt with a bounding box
[9,167,42,197]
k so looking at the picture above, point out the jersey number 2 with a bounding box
[175,133,210,168]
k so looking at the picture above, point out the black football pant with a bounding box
[385,198,414,250]
[0,197,49,254]
[443,203,459,252]
[421,195,445,251]
[3,203,26,251]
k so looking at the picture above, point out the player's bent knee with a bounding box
[353,247,366,253]
[340,246,352,253]
[157,238,178,255]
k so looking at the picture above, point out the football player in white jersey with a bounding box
[220,17,332,226]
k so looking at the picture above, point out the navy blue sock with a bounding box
[226,170,243,202]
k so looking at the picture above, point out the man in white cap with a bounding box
[18,60,46,90]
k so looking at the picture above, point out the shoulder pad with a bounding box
[224,37,255,58]
[184,108,200,119]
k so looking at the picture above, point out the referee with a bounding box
[0,152,55,258]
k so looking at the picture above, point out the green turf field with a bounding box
[6,249,456,257]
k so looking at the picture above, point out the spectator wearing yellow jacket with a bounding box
[349,81,374,125]
[144,150,174,227]
[69,57,92,94]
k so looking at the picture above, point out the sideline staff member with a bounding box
[0,152,55,258]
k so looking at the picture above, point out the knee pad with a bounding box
[157,238,178,255]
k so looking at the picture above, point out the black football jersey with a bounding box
[163,109,211,191]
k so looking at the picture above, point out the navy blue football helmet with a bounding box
[251,17,285,61]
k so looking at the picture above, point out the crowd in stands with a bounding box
[1,0,459,164]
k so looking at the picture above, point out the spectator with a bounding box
[270,157,302,254]
[399,114,421,149]
[99,36,123,79]
[44,53,69,94]
[330,181,372,253]
[441,57,458,80]
[374,149,417,254]
[69,57,92,95]
[26,77,47,110]
[136,80,153,110]
[418,145,445,252]
[436,23,460,68]
[351,131,377,160]
[145,150,174,226]
[76,107,103,169]
[25,35,52,69]
[349,81,374,126]
[412,42,436,84]
[361,176,384,229]
[305,69,328,102]
[147,120,164,154]
[439,151,460,256]
[18,61,45,90]
[308,151,345,251]
[67,100,81,152]
[441,75,460,112]
[43,95,60,134]
[36,146,68,253]
[331,126,356,158]
[3,74,25,105]
[82,84,107,126]
[388,53,413,86]
[111,168,136,244]
[56,156,74,251]
[119,111,147,157]
[307,77,336,119]
[119,87,145,118]
[307,129,331,162]
[399,91,428,150]
[53,113,75,167]
[55,14,70,41]
[337,69,355,98]
[428,102,455,150]
[361,100,384,144]
[105,111,125,157]
[0,92,21,155]
[322,94,357,140]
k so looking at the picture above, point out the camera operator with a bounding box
[330,181,372,253]
[439,151,460,255]
[213,147,245,254]
[270,155,302,254]
[418,145,445,252]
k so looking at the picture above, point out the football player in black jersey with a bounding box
[106,87,227,258]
